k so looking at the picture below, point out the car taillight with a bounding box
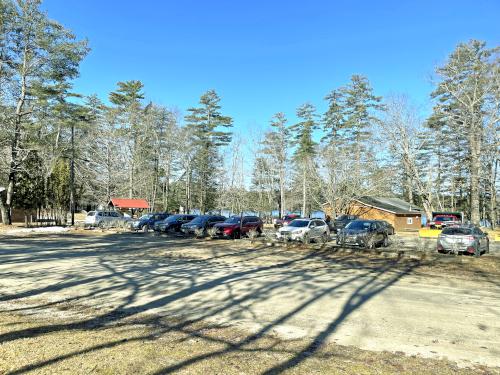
[466,246,475,253]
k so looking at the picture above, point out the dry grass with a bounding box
[0,313,497,375]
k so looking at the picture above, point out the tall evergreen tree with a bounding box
[341,75,384,169]
[0,0,88,224]
[431,40,499,224]
[261,112,290,217]
[109,80,145,198]
[291,103,318,217]
[184,90,233,213]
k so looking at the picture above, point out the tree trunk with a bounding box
[128,159,134,198]
[469,131,481,225]
[6,52,28,225]
[490,159,498,229]
[0,192,8,225]
[302,161,307,218]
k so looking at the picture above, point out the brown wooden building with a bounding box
[324,196,422,232]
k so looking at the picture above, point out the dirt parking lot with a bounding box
[0,232,499,374]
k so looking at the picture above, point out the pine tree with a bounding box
[184,90,232,213]
[260,112,290,217]
[291,103,318,217]
[1,0,88,224]
[341,75,383,170]
[109,80,145,199]
[431,40,498,224]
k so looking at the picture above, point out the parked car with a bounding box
[336,219,389,248]
[437,225,489,257]
[84,210,132,228]
[154,214,198,233]
[276,218,330,244]
[212,216,263,239]
[332,214,359,233]
[375,220,395,235]
[273,214,301,229]
[181,215,227,236]
[428,212,462,229]
[131,213,170,232]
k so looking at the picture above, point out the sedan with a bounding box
[437,225,489,257]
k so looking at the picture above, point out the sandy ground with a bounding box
[0,232,499,373]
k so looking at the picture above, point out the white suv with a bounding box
[84,210,131,228]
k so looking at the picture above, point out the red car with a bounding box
[429,214,461,229]
[212,216,263,239]
[273,214,301,229]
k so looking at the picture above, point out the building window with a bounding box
[407,218,413,225]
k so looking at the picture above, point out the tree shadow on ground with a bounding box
[0,233,424,374]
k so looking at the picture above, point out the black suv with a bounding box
[181,215,227,236]
[336,220,389,248]
[154,214,198,233]
[332,214,359,233]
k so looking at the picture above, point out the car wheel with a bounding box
[321,232,329,244]
[232,230,240,240]
[303,233,310,245]
[383,236,389,247]
[486,241,490,254]
[365,237,374,249]
[143,224,149,233]
[98,221,105,229]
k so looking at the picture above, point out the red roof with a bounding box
[109,198,150,209]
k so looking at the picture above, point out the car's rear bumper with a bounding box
[438,244,475,253]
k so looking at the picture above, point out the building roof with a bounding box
[354,196,422,215]
[109,198,150,209]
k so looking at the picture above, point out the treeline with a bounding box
[0,1,498,226]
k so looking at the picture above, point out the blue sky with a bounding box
[43,0,499,133]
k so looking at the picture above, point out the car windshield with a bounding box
[336,215,347,220]
[188,216,207,224]
[435,217,455,222]
[288,220,309,227]
[345,221,372,230]
[139,214,152,220]
[87,211,95,217]
[165,214,183,222]
[441,227,472,235]
[225,217,241,224]
[284,215,296,220]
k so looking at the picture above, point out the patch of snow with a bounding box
[2,226,71,235]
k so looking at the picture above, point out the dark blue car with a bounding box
[131,213,169,232]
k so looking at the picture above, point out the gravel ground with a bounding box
[0,232,499,374]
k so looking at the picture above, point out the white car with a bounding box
[277,219,330,243]
[84,210,131,228]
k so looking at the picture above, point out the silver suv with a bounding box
[277,218,330,243]
[84,210,131,228]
